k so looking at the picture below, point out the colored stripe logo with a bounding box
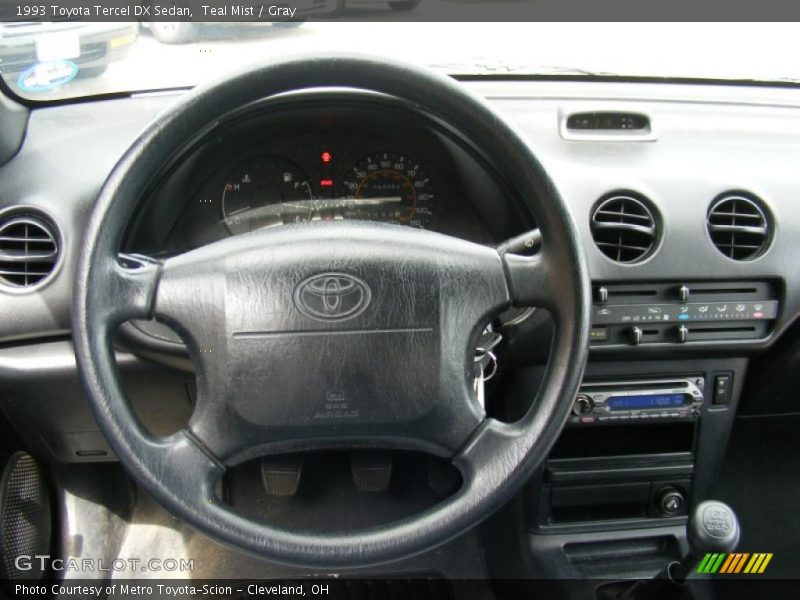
[697,552,773,574]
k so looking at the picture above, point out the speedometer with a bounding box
[340,152,435,228]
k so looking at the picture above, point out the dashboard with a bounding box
[1,80,800,350]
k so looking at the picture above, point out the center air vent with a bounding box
[707,193,770,261]
[590,193,658,263]
[0,214,59,289]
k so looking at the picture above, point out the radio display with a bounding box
[607,393,688,411]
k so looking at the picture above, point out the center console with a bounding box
[518,356,746,586]
[529,358,744,535]
[516,279,771,583]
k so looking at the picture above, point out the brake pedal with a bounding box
[259,455,303,497]
[350,451,392,493]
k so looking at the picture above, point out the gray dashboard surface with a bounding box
[1,81,799,346]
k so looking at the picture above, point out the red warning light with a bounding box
[321,151,333,164]
[320,179,334,187]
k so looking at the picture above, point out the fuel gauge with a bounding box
[221,155,313,235]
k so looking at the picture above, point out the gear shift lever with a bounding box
[611,500,741,600]
[668,500,741,583]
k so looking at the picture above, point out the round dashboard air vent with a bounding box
[707,193,771,261]
[590,193,658,263]
[0,214,59,289]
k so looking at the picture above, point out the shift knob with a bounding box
[668,500,741,584]
[616,500,743,598]
[687,500,740,554]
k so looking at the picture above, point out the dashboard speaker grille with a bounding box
[590,194,658,263]
[707,194,770,260]
[0,214,59,288]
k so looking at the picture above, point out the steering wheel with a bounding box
[72,55,590,568]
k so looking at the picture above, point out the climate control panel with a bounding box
[593,300,778,326]
[589,281,779,347]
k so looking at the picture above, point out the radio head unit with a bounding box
[569,378,704,425]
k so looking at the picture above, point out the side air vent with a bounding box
[707,193,770,261]
[0,214,59,289]
[590,193,658,263]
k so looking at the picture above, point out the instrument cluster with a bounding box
[220,149,436,234]
[133,109,527,257]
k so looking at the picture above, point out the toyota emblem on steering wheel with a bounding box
[294,273,372,321]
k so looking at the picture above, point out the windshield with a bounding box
[1,21,798,101]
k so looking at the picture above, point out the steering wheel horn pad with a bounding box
[155,222,508,462]
[72,54,590,567]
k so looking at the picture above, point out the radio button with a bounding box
[572,395,594,416]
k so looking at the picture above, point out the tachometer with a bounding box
[221,155,313,235]
[340,152,435,228]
